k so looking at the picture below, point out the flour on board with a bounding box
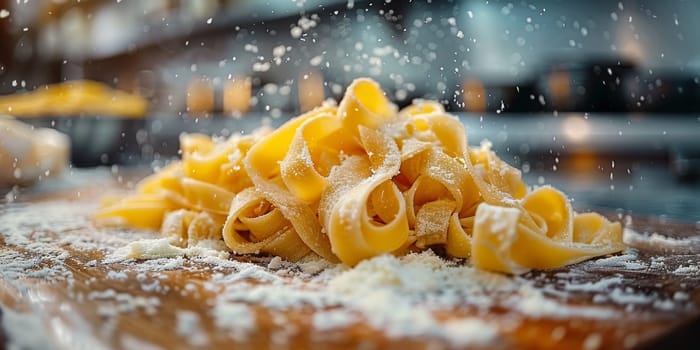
[0,188,697,348]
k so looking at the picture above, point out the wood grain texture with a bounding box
[0,171,699,350]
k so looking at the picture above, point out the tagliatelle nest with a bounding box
[95,78,625,274]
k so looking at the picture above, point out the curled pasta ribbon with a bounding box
[469,143,527,202]
[399,99,445,117]
[321,127,408,266]
[280,112,359,203]
[222,187,311,261]
[94,193,176,230]
[162,209,224,247]
[401,148,479,217]
[137,162,184,196]
[181,132,259,193]
[246,105,336,180]
[180,178,235,215]
[338,78,397,138]
[244,105,339,262]
[445,215,474,258]
[402,112,468,159]
[471,187,624,274]
[396,114,479,253]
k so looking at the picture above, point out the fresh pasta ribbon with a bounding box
[95,77,626,274]
[470,143,527,201]
[181,132,258,193]
[244,105,339,262]
[222,187,311,261]
[338,78,397,138]
[321,127,409,266]
[445,214,474,258]
[94,193,177,230]
[280,112,355,203]
[471,187,625,274]
[180,178,235,215]
[162,209,225,247]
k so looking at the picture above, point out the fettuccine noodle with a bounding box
[95,78,625,274]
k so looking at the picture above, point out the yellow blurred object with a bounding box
[463,78,486,113]
[548,70,572,109]
[298,70,325,113]
[0,80,149,118]
[186,78,214,116]
[223,77,252,117]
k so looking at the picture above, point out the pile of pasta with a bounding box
[95,78,625,274]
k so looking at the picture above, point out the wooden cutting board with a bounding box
[1,170,699,350]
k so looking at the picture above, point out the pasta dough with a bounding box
[95,78,625,274]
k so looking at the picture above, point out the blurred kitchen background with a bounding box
[0,0,698,222]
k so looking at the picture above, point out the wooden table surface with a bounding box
[0,169,699,350]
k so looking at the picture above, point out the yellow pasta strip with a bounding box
[399,99,445,117]
[162,209,224,247]
[246,106,336,180]
[241,106,339,261]
[94,194,176,230]
[445,214,472,258]
[161,209,197,247]
[181,132,261,193]
[338,78,397,138]
[415,199,455,248]
[521,186,572,241]
[137,162,184,195]
[323,127,409,265]
[222,187,311,261]
[406,113,468,159]
[280,113,343,203]
[180,178,235,215]
[470,144,527,200]
[573,212,623,245]
[471,187,625,274]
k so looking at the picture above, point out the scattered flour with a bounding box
[207,251,633,346]
[0,308,53,350]
[624,228,700,254]
[512,285,616,319]
[590,251,646,270]
[176,310,209,347]
[673,265,700,275]
[1,192,698,348]
[106,238,229,262]
[312,309,359,331]
[582,333,603,350]
[562,276,624,293]
[213,303,256,341]
[442,318,499,347]
[120,335,164,350]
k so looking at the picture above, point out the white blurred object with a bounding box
[0,115,70,187]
